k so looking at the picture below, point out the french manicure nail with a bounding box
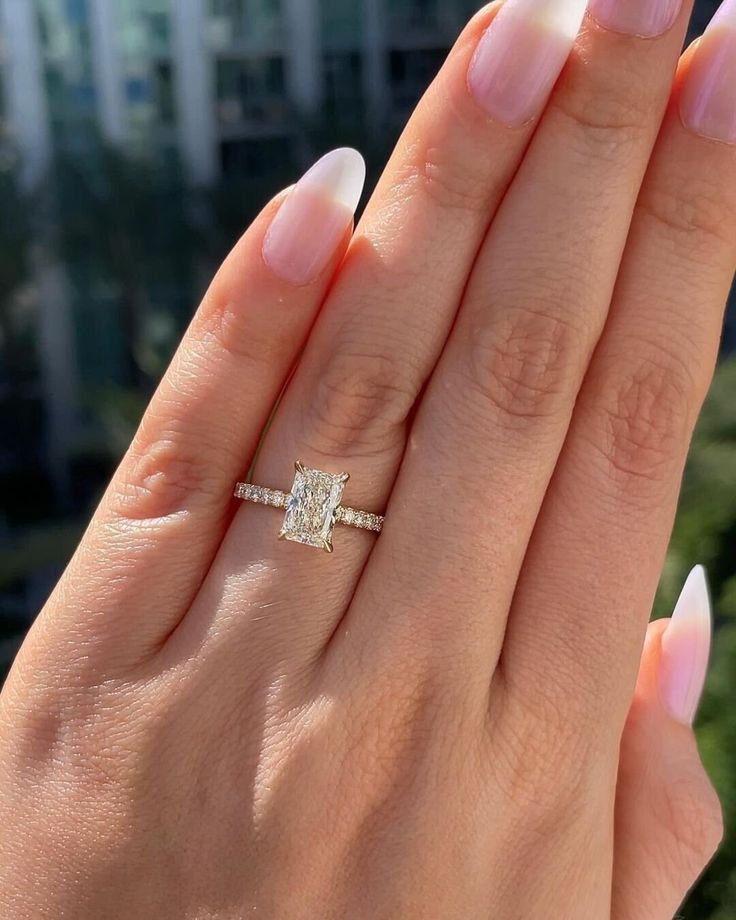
[263,148,366,285]
[659,566,712,726]
[589,0,681,38]
[468,0,589,126]
[680,0,736,143]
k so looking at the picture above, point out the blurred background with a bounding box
[0,0,733,915]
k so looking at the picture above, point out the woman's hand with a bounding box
[1,0,733,916]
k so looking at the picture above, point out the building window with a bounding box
[209,0,283,47]
[0,69,7,142]
[387,0,470,39]
[125,77,150,105]
[215,57,287,126]
[64,0,88,26]
[320,0,362,48]
[117,0,171,57]
[323,52,363,120]
[144,10,170,54]
[220,135,291,177]
[388,0,440,30]
[38,0,99,151]
[153,62,175,126]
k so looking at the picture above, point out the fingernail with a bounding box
[468,0,588,126]
[680,0,736,143]
[263,148,366,285]
[589,0,681,38]
[659,566,712,726]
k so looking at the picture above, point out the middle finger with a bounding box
[341,0,695,686]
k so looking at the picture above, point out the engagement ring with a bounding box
[234,462,384,553]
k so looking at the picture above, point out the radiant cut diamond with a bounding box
[280,463,349,552]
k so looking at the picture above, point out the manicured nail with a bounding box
[468,0,588,126]
[659,566,712,726]
[680,0,736,143]
[589,0,681,38]
[263,148,366,285]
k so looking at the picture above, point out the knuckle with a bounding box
[493,691,598,817]
[337,662,476,799]
[413,148,492,216]
[110,420,223,520]
[199,292,291,370]
[0,681,136,795]
[306,348,414,457]
[639,174,736,251]
[552,85,647,160]
[0,683,67,770]
[462,307,585,427]
[663,775,724,873]
[587,354,697,485]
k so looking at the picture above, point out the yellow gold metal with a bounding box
[234,461,384,552]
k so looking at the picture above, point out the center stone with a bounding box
[280,463,349,552]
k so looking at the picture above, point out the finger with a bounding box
[338,0,694,686]
[32,149,366,668]
[613,570,722,920]
[501,5,736,728]
[185,1,588,662]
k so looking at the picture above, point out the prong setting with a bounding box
[234,463,384,551]
[279,464,348,551]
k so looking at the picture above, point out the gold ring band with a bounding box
[234,462,384,553]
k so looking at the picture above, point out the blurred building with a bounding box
[0,0,479,514]
[0,0,732,526]
[0,0,478,187]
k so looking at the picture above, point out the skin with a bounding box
[0,5,731,918]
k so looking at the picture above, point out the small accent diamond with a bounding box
[335,506,383,532]
[235,483,289,509]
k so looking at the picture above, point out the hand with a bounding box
[1,0,733,917]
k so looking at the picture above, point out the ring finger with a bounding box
[184,0,590,664]
[29,151,365,668]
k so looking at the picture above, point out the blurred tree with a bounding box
[0,164,29,308]
[0,162,37,661]
[0,162,45,521]
[0,162,33,396]
[653,361,736,919]
[51,147,202,391]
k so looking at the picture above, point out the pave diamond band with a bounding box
[233,484,384,532]
[234,484,290,508]
[234,462,384,553]
[334,506,384,531]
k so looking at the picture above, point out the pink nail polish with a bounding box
[589,0,681,38]
[680,0,736,143]
[263,148,366,285]
[659,566,712,726]
[468,0,588,126]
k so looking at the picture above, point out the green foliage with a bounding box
[659,360,736,920]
